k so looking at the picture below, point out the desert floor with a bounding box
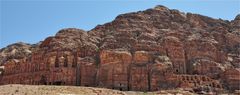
[0,84,195,95]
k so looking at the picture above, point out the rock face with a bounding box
[0,42,40,65]
[0,5,239,93]
[221,68,240,91]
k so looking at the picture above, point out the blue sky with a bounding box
[0,0,239,48]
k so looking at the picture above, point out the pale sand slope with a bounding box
[0,84,195,95]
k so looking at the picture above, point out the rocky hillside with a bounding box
[0,5,239,94]
[1,5,239,68]
[0,42,41,65]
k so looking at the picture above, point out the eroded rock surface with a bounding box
[0,5,239,94]
[0,42,40,65]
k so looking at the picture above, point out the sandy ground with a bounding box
[0,84,195,95]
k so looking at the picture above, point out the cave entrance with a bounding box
[119,88,123,91]
[118,83,123,91]
[53,81,63,85]
[40,75,47,85]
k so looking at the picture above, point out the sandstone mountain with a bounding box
[0,5,239,94]
[0,42,41,65]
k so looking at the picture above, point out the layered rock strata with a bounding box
[0,5,239,93]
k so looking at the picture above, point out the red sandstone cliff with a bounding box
[0,42,40,65]
[0,5,239,94]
